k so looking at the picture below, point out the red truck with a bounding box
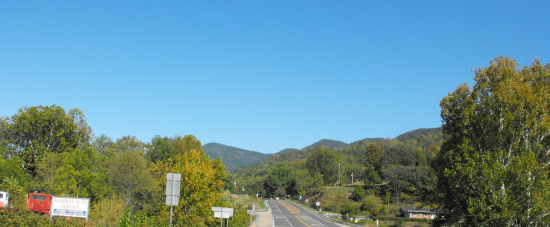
[27,193,52,214]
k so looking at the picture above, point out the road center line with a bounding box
[276,201,301,214]
[296,216,312,227]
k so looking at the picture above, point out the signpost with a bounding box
[247,204,255,224]
[50,196,90,223]
[212,207,233,227]
[166,173,181,227]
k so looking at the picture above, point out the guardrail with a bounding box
[319,213,363,227]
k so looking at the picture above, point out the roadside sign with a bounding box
[50,196,90,222]
[212,207,234,219]
[166,173,181,206]
[166,173,182,227]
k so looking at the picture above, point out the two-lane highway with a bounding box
[267,200,343,227]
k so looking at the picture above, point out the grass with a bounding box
[304,186,433,227]
[228,193,267,209]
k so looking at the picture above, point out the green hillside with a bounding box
[350,137,385,146]
[394,127,442,141]
[231,127,445,203]
[302,139,349,150]
[203,142,272,171]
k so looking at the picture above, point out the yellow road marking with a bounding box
[276,201,300,214]
[296,217,311,227]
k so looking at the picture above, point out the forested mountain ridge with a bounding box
[210,128,442,172]
[231,127,445,199]
[302,139,349,150]
[394,127,442,141]
[203,143,272,171]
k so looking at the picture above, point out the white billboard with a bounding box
[50,196,90,221]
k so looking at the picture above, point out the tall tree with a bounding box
[151,135,226,226]
[35,146,107,201]
[365,143,384,169]
[263,164,297,197]
[306,149,338,184]
[148,136,177,163]
[104,150,159,213]
[0,105,93,175]
[433,57,550,226]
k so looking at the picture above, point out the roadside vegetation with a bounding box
[1,57,548,226]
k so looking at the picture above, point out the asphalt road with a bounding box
[267,200,343,227]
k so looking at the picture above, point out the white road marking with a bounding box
[283,216,294,227]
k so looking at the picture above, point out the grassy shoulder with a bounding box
[228,193,267,210]
[291,185,432,227]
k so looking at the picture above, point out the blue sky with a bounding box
[1,1,549,153]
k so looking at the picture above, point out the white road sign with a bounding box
[212,207,234,219]
[166,173,182,206]
[50,196,90,220]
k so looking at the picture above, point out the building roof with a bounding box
[399,207,437,214]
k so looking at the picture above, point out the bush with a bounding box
[364,188,375,195]
[379,206,389,216]
[360,197,377,213]
[340,201,360,217]
[352,186,364,201]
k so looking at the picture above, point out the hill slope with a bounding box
[303,139,349,150]
[203,143,272,171]
[394,127,442,141]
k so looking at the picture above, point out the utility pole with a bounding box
[338,163,341,185]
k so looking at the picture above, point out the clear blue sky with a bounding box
[1,1,549,153]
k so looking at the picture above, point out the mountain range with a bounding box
[203,127,442,172]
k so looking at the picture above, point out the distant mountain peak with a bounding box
[303,139,349,150]
[203,143,272,171]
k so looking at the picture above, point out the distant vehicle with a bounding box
[27,193,52,214]
[0,191,8,208]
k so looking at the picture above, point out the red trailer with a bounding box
[27,193,52,214]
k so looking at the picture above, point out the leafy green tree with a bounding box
[92,134,116,156]
[414,147,427,167]
[363,164,381,186]
[0,117,15,158]
[433,57,550,226]
[148,136,177,163]
[34,146,107,200]
[381,142,417,167]
[1,105,93,175]
[0,158,30,187]
[352,186,365,201]
[306,149,338,184]
[365,143,384,169]
[0,176,28,209]
[104,150,159,213]
[263,164,297,197]
[381,165,435,203]
[116,135,148,154]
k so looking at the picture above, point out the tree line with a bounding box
[0,106,247,226]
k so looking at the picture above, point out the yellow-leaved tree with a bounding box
[151,135,227,226]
